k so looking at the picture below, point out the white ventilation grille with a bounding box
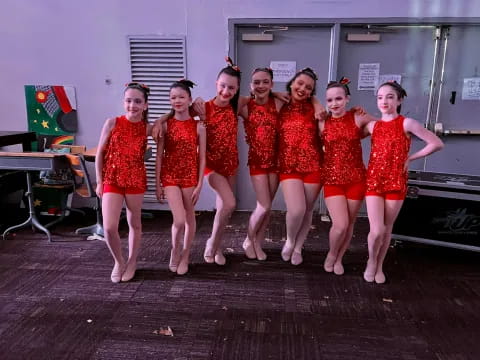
[128,36,186,204]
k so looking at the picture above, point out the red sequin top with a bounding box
[204,99,238,177]
[244,97,278,170]
[366,115,411,193]
[322,110,366,185]
[278,101,322,174]
[102,115,147,191]
[161,117,198,188]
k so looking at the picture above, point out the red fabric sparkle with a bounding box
[204,99,238,177]
[278,101,322,174]
[366,115,411,193]
[322,109,365,185]
[244,97,278,170]
[161,117,198,188]
[103,115,147,191]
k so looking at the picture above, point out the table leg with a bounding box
[2,172,52,241]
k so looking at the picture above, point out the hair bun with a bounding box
[178,78,196,88]
[225,56,241,72]
[300,67,318,80]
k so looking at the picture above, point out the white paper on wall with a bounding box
[462,77,480,100]
[269,61,296,82]
[357,63,380,91]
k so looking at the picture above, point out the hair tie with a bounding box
[225,56,241,72]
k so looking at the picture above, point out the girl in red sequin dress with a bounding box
[363,81,443,284]
[278,68,324,266]
[192,58,242,265]
[237,68,284,261]
[155,80,206,275]
[95,82,152,283]
[320,79,375,276]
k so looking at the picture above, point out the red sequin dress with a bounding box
[244,97,278,171]
[322,110,365,185]
[103,115,147,191]
[160,117,198,188]
[204,99,238,177]
[278,100,322,174]
[366,115,411,193]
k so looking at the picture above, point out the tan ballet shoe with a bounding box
[110,263,125,283]
[214,250,226,266]
[255,246,267,261]
[176,254,189,275]
[203,243,215,264]
[121,262,136,282]
[242,239,256,259]
[363,260,376,283]
[374,271,386,284]
[281,243,294,262]
[169,247,182,272]
[290,251,303,266]
[333,262,344,275]
[323,253,336,273]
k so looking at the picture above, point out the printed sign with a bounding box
[270,61,297,82]
[462,77,480,100]
[358,63,380,90]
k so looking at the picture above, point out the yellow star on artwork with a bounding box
[41,120,49,129]
[33,119,38,123]
[34,199,42,207]
[36,108,41,114]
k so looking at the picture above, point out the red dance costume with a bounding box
[103,115,147,192]
[160,117,198,188]
[204,99,238,177]
[244,97,278,172]
[366,115,411,196]
[278,101,322,179]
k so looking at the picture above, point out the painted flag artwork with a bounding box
[24,85,78,150]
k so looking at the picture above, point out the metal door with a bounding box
[234,24,333,210]
[337,25,439,164]
[430,25,480,175]
[336,25,438,214]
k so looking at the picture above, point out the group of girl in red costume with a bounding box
[96,57,443,284]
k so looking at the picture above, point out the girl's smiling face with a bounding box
[124,88,147,120]
[215,73,239,105]
[290,74,315,102]
[251,71,273,100]
[326,86,349,117]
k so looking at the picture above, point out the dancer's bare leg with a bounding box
[165,186,186,272]
[121,193,145,282]
[244,173,278,260]
[177,187,196,275]
[365,196,386,282]
[280,179,306,261]
[102,192,126,283]
[333,198,363,275]
[374,199,403,284]
[291,183,322,265]
[206,173,235,265]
